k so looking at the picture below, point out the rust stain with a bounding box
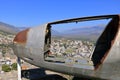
[14,29,29,44]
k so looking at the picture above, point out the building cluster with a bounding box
[50,38,95,59]
[0,32,14,45]
[0,31,16,66]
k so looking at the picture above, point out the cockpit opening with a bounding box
[44,16,119,69]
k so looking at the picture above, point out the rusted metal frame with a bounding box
[49,15,117,25]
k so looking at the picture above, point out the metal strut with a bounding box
[17,57,22,80]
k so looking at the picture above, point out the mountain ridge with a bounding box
[52,25,106,41]
[0,21,20,34]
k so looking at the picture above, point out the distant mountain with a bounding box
[0,22,19,34]
[63,26,105,41]
[52,25,106,41]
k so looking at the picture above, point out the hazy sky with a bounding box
[0,0,119,27]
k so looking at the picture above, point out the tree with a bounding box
[11,63,17,70]
[2,64,11,72]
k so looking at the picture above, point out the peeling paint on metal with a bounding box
[14,29,29,44]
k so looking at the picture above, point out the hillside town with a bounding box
[50,38,95,59]
[0,31,17,80]
[0,31,16,62]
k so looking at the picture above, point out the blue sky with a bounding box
[0,0,120,27]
